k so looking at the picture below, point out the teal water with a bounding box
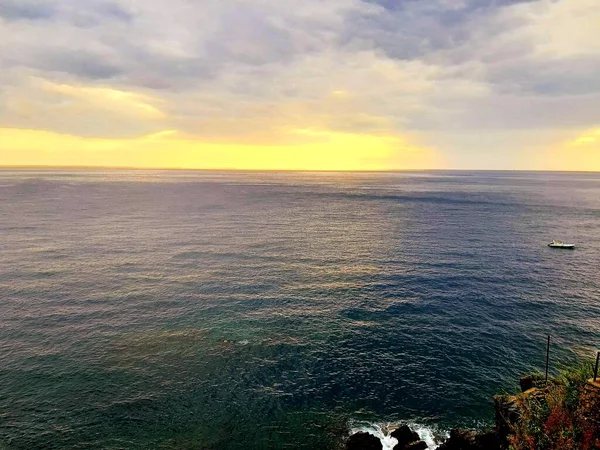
[1,170,599,449]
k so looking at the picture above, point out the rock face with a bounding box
[390,425,427,450]
[519,373,555,392]
[582,379,600,440]
[519,375,534,392]
[494,386,551,446]
[390,425,428,450]
[346,432,383,450]
[390,425,419,448]
[345,426,427,450]
[493,394,519,442]
[344,371,599,449]
[403,441,428,450]
[437,429,502,450]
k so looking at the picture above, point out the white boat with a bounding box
[548,240,575,249]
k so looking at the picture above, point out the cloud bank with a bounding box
[1,0,599,169]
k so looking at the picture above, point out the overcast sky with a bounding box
[1,0,599,170]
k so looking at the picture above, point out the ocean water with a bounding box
[1,170,599,449]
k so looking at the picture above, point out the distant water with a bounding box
[1,170,599,449]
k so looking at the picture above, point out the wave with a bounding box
[349,421,447,450]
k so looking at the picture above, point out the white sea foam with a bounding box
[350,423,398,450]
[349,421,447,450]
[408,421,446,449]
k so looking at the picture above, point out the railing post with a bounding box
[545,335,551,384]
[594,351,600,383]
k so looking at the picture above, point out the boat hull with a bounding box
[548,244,575,249]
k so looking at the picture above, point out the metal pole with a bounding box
[545,335,551,384]
[594,351,600,383]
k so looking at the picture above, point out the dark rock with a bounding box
[519,373,547,392]
[391,425,419,449]
[346,432,382,450]
[493,394,519,441]
[519,375,534,392]
[404,441,428,450]
[476,431,502,449]
[437,429,474,449]
[437,429,502,450]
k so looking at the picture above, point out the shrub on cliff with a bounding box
[507,360,598,450]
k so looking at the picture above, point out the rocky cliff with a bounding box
[345,367,600,450]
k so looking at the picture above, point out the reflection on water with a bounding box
[1,170,600,449]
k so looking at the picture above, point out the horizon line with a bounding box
[0,165,599,174]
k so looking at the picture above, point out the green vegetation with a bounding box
[507,361,598,450]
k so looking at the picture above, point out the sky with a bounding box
[1,0,599,171]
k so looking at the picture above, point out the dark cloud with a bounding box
[341,1,488,61]
[67,1,134,28]
[0,0,56,21]
[204,7,297,66]
[1,0,599,157]
[347,0,544,62]
[122,56,216,91]
[95,2,133,23]
[366,0,538,13]
[0,0,134,27]
[38,50,123,79]
[361,0,418,12]
[488,56,600,96]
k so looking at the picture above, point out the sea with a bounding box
[1,170,599,449]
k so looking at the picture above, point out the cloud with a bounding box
[1,77,165,138]
[0,1,56,21]
[0,0,599,169]
[40,80,165,119]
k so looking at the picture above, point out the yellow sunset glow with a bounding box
[543,127,600,171]
[0,77,442,171]
[2,0,600,171]
[1,127,439,171]
[568,129,600,147]
[40,80,166,119]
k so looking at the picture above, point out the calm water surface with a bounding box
[1,170,599,449]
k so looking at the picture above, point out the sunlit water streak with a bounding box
[1,170,599,449]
